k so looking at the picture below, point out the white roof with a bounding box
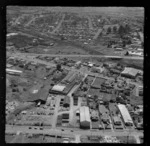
[7,33,18,37]
[6,68,22,73]
[52,84,66,92]
[80,106,91,122]
[117,104,133,124]
[121,67,139,77]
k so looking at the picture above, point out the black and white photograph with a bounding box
[5,6,144,143]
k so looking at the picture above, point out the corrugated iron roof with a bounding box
[117,104,133,124]
[121,67,139,77]
[80,106,91,122]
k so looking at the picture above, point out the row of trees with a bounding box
[107,24,131,37]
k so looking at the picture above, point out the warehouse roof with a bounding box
[117,104,133,124]
[6,68,23,73]
[62,71,75,83]
[121,67,139,77]
[80,106,91,122]
[51,84,66,92]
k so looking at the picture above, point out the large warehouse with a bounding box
[80,106,91,129]
[117,104,134,126]
[121,67,140,79]
[61,71,77,84]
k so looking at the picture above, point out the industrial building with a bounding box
[61,71,77,84]
[121,67,140,79]
[117,104,134,126]
[50,79,78,95]
[51,84,66,93]
[6,68,23,75]
[80,106,91,129]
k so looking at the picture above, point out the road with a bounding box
[93,28,103,40]
[5,125,143,139]
[9,52,144,60]
[87,16,93,30]
[51,14,65,34]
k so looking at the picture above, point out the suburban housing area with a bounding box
[5,6,143,144]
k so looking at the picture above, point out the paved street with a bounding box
[5,125,143,139]
[9,52,143,60]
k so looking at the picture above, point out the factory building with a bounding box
[50,84,66,94]
[6,68,23,75]
[121,67,140,79]
[80,106,91,129]
[61,71,76,84]
[117,104,134,126]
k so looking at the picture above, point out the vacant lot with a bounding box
[91,77,106,88]
[88,87,100,96]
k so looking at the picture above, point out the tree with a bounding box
[56,64,61,71]
[113,26,117,33]
[124,24,131,34]
[94,95,98,102]
[118,25,125,37]
[125,51,129,56]
[107,27,112,34]
[83,85,88,92]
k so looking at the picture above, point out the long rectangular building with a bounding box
[121,67,140,79]
[117,104,133,126]
[61,71,75,83]
[80,106,91,129]
[6,68,23,75]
